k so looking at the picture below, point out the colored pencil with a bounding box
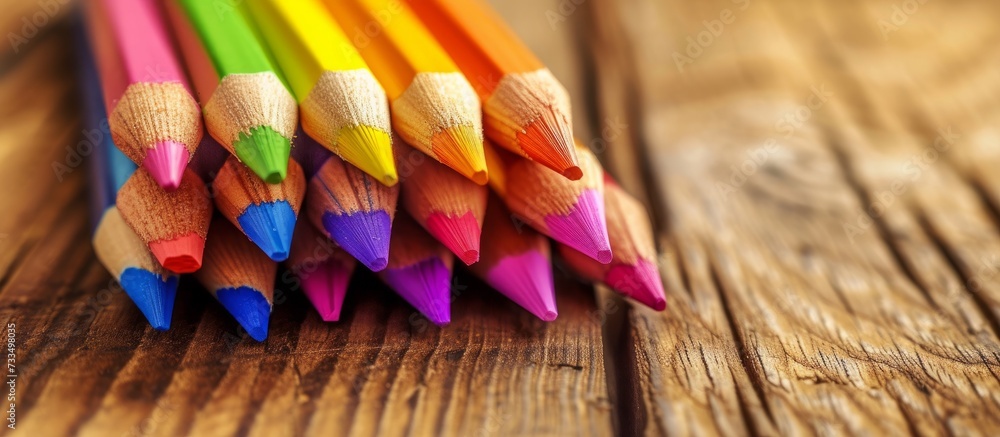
[306,151,399,271]
[246,0,397,186]
[195,216,277,342]
[116,167,213,274]
[213,155,307,261]
[406,0,579,180]
[378,214,454,326]
[486,140,612,264]
[290,129,333,179]
[81,32,179,330]
[166,0,297,183]
[286,219,356,322]
[558,178,666,311]
[469,196,557,321]
[326,0,488,185]
[396,142,487,265]
[84,0,202,191]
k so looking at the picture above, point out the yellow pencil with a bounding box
[246,0,396,186]
[326,0,488,185]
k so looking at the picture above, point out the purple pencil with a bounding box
[378,214,454,326]
[304,134,399,271]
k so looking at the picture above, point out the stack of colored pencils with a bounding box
[79,0,667,341]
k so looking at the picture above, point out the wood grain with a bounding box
[584,0,1000,435]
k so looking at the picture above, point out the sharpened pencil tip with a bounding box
[144,141,190,191]
[561,166,583,181]
[300,258,352,322]
[607,259,667,311]
[321,210,392,271]
[380,257,452,326]
[425,212,482,265]
[337,125,398,187]
[119,268,179,330]
[516,110,580,180]
[149,233,206,273]
[237,201,297,262]
[544,189,612,264]
[216,286,271,342]
[486,250,558,322]
[234,126,291,183]
[432,125,488,185]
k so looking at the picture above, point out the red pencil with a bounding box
[558,177,666,311]
[396,142,487,265]
[116,168,213,273]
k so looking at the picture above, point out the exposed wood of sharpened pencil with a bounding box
[558,176,666,311]
[405,0,579,180]
[488,140,611,264]
[195,216,277,342]
[85,0,203,191]
[246,0,397,186]
[306,154,399,271]
[396,142,487,265]
[165,0,297,183]
[325,0,488,185]
[115,167,213,274]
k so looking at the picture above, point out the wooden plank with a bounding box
[586,0,1000,435]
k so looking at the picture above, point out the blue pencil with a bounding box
[79,27,179,331]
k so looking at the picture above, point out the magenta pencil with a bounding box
[378,214,454,326]
[286,218,357,321]
[486,140,611,264]
[558,176,666,311]
[469,196,557,321]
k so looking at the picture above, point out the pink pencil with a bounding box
[85,0,202,190]
[558,176,666,311]
[469,196,557,321]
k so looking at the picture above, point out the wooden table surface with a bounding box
[2,0,1000,435]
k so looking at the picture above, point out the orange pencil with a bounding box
[286,219,357,322]
[558,177,666,310]
[407,0,579,179]
[326,0,488,184]
[116,168,213,273]
[469,196,557,321]
[195,216,277,341]
[396,142,487,265]
[486,140,611,264]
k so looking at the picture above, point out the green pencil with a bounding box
[165,0,297,183]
